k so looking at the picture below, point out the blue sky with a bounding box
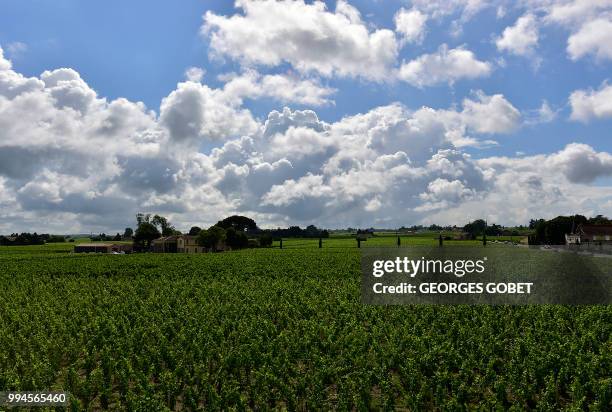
[1,0,612,232]
[2,0,610,158]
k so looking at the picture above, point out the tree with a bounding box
[533,215,587,245]
[113,233,122,241]
[485,223,503,236]
[152,214,176,236]
[46,235,66,243]
[188,226,202,236]
[133,219,160,250]
[529,219,544,230]
[197,226,226,252]
[123,228,133,239]
[216,215,258,232]
[588,215,611,225]
[136,213,150,226]
[464,219,487,237]
[259,232,273,247]
[225,227,248,250]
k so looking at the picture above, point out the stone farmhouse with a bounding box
[152,234,221,253]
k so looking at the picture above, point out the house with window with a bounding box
[152,236,178,253]
[152,234,230,253]
[177,235,206,253]
[74,243,132,253]
[566,224,612,244]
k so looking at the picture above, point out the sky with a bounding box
[0,0,612,233]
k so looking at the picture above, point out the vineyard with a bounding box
[0,247,610,410]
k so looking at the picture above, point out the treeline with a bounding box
[0,233,67,246]
[133,214,273,252]
[132,214,332,252]
[90,233,128,242]
[529,214,611,245]
[268,225,329,239]
[398,222,528,235]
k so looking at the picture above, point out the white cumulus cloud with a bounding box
[394,8,428,45]
[496,14,539,56]
[203,0,398,81]
[567,17,612,61]
[398,44,491,87]
[569,82,612,122]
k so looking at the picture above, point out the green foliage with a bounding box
[0,247,609,409]
[464,219,487,237]
[151,215,176,237]
[197,225,226,251]
[534,215,588,245]
[216,215,258,232]
[225,227,248,250]
[259,232,273,247]
[123,228,134,239]
[188,226,202,236]
[133,222,160,250]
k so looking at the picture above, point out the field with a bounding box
[0,243,610,410]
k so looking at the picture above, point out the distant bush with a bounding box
[259,233,273,247]
[226,227,249,250]
[247,239,259,248]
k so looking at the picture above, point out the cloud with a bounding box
[1,40,611,232]
[0,47,250,232]
[569,82,612,122]
[202,0,398,80]
[0,47,11,71]
[6,42,27,58]
[478,143,612,185]
[524,100,558,125]
[221,70,336,106]
[427,143,612,225]
[394,8,428,45]
[410,0,489,22]
[542,0,612,27]
[416,178,476,211]
[547,143,612,183]
[40,68,99,113]
[184,67,205,82]
[496,14,539,56]
[567,18,612,61]
[398,44,491,87]
[409,0,490,37]
[460,91,521,134]
[159,80,259,143]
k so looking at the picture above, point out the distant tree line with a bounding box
[131,213,335,252]
[269,225,329,238]
[90,233,126,242]
[529,214,611,245]
[0,233,66,246]
[193,215,271,251]
[132,214,273,252]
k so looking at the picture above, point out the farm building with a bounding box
[151,234,228,253]
[150,235,205,253]
[177,235,206,253]
[152,236,178,253]
[565,224,612,244]
[74,243,132,253]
